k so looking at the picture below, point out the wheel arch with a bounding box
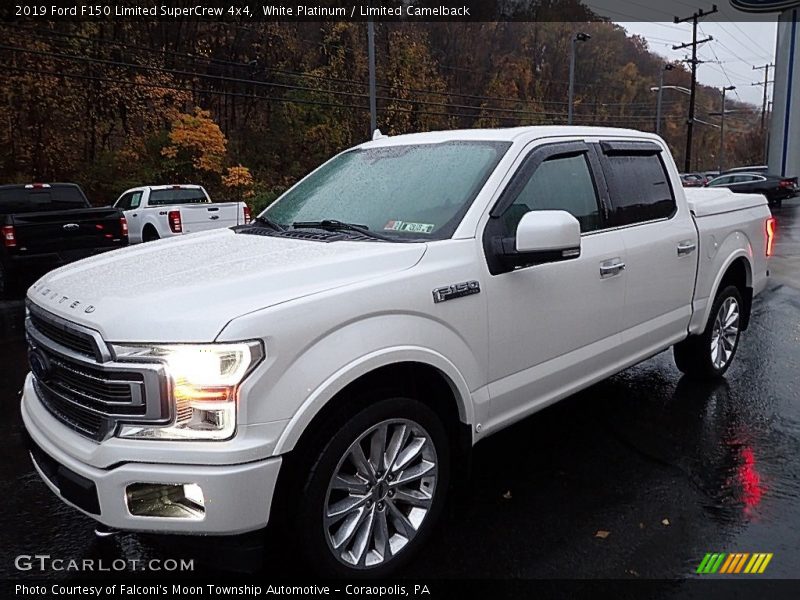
[141,221,159,239]
[696,253,753,333]
[272,348,475,458]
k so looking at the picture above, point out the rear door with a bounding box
[596,140,697,355]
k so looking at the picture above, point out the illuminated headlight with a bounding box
[111,341,263,441]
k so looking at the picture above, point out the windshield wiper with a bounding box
[254,215,285,231]
[292,219,396,241]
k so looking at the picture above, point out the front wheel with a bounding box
[294,397,450,577]
[674,285,743,379]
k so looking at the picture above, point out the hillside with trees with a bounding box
[0,15,765,210]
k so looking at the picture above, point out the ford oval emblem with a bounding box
[63,223,79,231]
[28,349,52,382]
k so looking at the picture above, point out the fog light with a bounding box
[126,483,205,519]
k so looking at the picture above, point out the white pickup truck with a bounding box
[22,127,775,576]
[113,184,251,243]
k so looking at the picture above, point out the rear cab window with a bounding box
[599,141,677,227]
[149,189,208,206]
[0,185,89,213]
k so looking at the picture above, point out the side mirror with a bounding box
[516,210,581,255]
[496,210,581,271]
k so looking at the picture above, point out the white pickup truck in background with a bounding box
[22,127,775,577]
[113,185,251,243]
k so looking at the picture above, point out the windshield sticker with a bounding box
[384,220,435,234]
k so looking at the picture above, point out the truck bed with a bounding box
[685,187,767,217]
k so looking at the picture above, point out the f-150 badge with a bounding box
[433,281,481,304]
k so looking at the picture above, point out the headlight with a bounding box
[111,341,263,441]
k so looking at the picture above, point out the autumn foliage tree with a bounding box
[160,108,227,187]
[222,165,255,200]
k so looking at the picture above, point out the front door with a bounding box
[482,141,627,431]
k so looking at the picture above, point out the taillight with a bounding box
[120,216,128,236]
[779,179,793,189]
[2,225,16,248]
[243,205,252,224]
[168,210,182,233]
[766,217,777,257]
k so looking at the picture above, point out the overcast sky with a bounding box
[582,1,780,106]
[618,20,778,106]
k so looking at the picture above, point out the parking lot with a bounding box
[1,198,799,583]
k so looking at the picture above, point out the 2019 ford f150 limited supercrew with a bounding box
[21,127,774,576]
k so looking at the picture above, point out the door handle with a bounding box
[131,213,137,217]
[600,259,626,278]
[677,241,697,256]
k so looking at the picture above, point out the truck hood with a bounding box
[28,228,427,342]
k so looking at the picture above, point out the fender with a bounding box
[272,346,475,455]
[689,242,753,335]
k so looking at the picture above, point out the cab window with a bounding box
[501,153,602,235]
[603,151,676,226]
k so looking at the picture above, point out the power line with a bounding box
[7,24,676,110]
[0,40,684,123]
[4,64,686,126]
[0,44,584,119]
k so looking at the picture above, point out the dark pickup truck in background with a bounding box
[0,183,128,295]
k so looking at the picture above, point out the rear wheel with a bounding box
[293,396,450,577]
[674,285,743,379]
[142,227,160,242]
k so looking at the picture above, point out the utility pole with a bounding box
[673,4,718,172]
[568,32,591,125]
[717,85,736,172]
[367,20,377,135]
[752,63,774,132]
[655,64,675,135]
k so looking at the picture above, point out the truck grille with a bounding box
[26,305,169,440]
[33,379,108,439]
[29,310,97,358]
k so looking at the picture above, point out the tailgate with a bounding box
[180,203,242,233]
[10,208,126,255]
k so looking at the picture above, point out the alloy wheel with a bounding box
[710,296,740,370]
[323,418,438,569]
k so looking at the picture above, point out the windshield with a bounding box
[263,141,510,240]
[149,189,208,206]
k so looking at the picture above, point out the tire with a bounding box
[674,285,743,380]
[142,227,160,242]
[292,396,450,577]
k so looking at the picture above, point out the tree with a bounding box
[161,108,227,185]
[222,165,255,200]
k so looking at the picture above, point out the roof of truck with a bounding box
[360,126,658,148]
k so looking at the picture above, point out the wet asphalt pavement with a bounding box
[1,199,799,586]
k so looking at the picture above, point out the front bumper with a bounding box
[21,376,282,535]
